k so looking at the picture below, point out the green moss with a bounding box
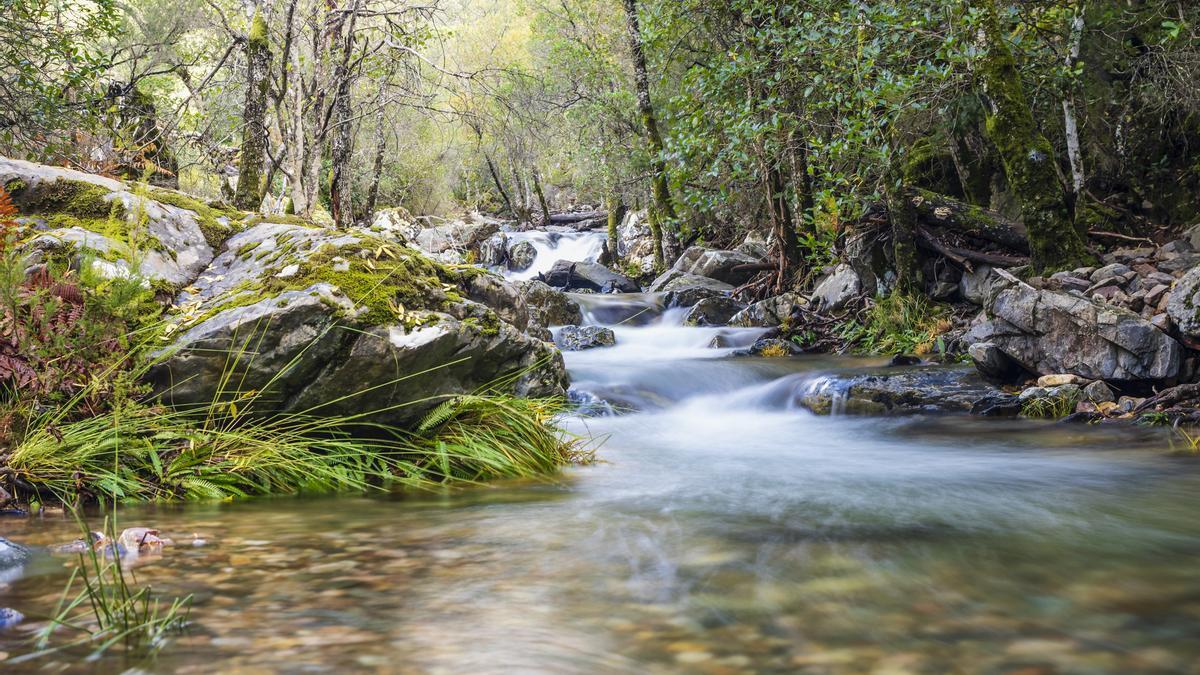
[4,178,27,194]
[242,213,316,227]
[248,9,268,47]
[236,240,262,257]
[262,241,465,325]
[146,187,240,249]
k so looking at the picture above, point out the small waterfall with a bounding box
[504,230,608,281]
[798,374,849,416]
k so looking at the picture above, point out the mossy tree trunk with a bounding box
[532,168,551,224]
[622,0,679,263]
[978,0,1090,272]
[484,153,514,217]
[887,185,923,296]
[234,9,271,211]
[364,113,387,218]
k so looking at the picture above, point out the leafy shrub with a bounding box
[840,293,953,356]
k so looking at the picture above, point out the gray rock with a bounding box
[959,265,1018,307]
[412,217,499,256]
[2,157,215,289]
[968,280,1182,381]
[810,264,861,312]
[478,233,509,266]
[518,280,583,327]
[555,325,616,351]
[615,210,658,276]
[649,271,735,307]
[1167,265,1200,339]
[798,365,1007,416]
[684,296,746,327]
[0,607,24,629]
[1083,380,1116,404]
[1,537,28,570]
[542,260,639,293]
[969,341,1022,381]
[508,240,537,271]
[668,246,761,286]
[1090,263,1132,283]
[728,293,804,328]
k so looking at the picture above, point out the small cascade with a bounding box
[503,230,608,281]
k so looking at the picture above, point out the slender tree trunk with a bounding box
[510,161,530,223]
[979,0,1090,272]
[647,208,665,271]
[234,9,271,210]
[532,168,552,224]
[1062,7,1086,197]
[791,137,816,236]
[606,194,626,267]
[365,114,387,218]
[484,154,514,217]
[622,0,679,261]
[328,69,354,227]
[767,165,799,280]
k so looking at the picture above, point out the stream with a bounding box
[3,236,1200,673]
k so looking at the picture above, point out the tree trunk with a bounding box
[979,0,1090,272]
[767,165,799,280]
[364,114,387,218]
[622,0,679,260]
[646,208,665,272]
[328,68,354,228]
[888,186,923,296]
[606,194,626,267]
[1062,7,1086,197]
[532,168,552,224]
[904,188,1028,251]
[234,9,271,210]
[791,137,816,237]
[484,154,514,217]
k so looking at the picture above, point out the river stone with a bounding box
[0,537,28,571]
[728,293,804,328]
[508,240,537,271]
[798,365,1007,416]
[684,296,746,327]
[555,325,616,351]
[542,260,639,293]
[810,264,861,312]
[518,280,583,326]
[478,233,508,266]
[370,207,421,243]
[1084,380,1116,403]
[1166,265,1200,340]
[1090,263,1132,283]
[969,342,1022,381]
[616,210,657,275]
[1,156,216,289]
[1037,374,1090,387]
[967,281,1182,381]
[651,271,735,307]
[412,216,499,256]
[668,246,761,286]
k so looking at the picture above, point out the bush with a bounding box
[840,293,953,356]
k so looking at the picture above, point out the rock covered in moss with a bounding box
[519,280,583,327]
[150,222,567,429]
[1,157,224,289]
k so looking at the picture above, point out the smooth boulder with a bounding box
[1167,265,1200,341]
[810,264,861,312]
[541,260,639,293]
[669,246,761,286]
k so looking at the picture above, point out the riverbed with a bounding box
[2,292,1200,673]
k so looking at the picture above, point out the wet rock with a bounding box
[728,293,804,328]
[518,280,583,327]
[971,393,1023,417]
[478,233,508,266]
[508,240,537,271]
[615,210,657,276]
[542,260,639,293]
[799,365,1008,416]
[810,264,861,312]
[668,246,761,286]
[0,537,28,570]
[967,280,1182,381]
[745,337,800,357]
[555,325,616,351]
[0,607,24,629]
[683,296,746,327]
[656,273,735,308]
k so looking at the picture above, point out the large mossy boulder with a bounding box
[150,222,566,428]
[1,157,231,289]
[966,278,1182,382]
[518,280,583,327]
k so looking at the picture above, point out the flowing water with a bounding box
[4,285,1200,673]
[502,229,608,281]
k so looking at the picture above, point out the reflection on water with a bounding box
[3,293,1200,673]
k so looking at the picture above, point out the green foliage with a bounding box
[1021,391,1081,419]
[840,293,952,356]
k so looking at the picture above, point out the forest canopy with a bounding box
[2,0,1198,274]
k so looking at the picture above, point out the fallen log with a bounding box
[915,226,1030,271]
[549,210,607,225]
[906,187,1028,252]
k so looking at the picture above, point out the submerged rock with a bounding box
[799,366,1010,416]
[556,325,616,351]
[0,537,28,570]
